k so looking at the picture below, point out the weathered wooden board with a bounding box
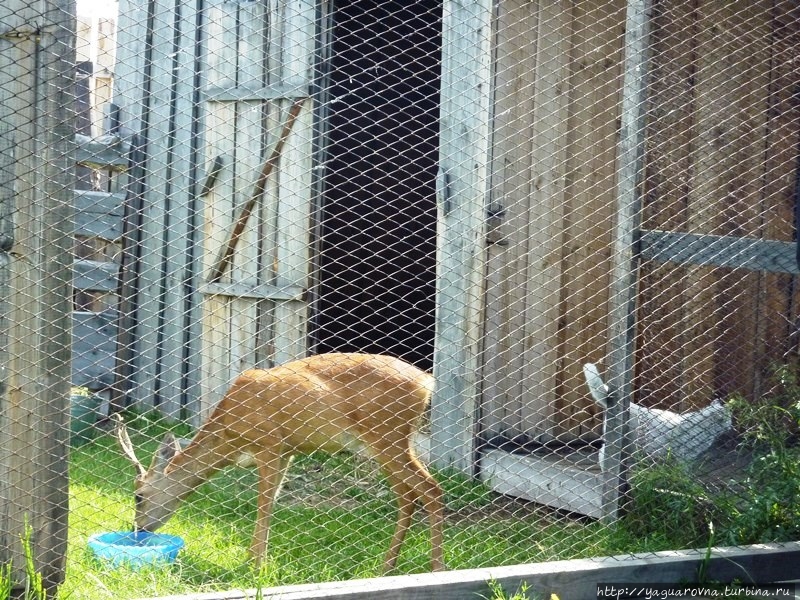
[482,0,540,442]
[73,190,125,241]
[75,133,129,170]
[72,311,118,389]
[73,259,119,292]
[112,0,206,420]
[0,0,73,590]
[481,448,603,519]
[430,0,493,473]
[131,543,800,600]
[482,0,623,443]
[556,0,623,440]
[640,232,799,274]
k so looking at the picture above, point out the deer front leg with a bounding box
[251,450,293,565]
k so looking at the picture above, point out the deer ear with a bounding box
[151,432,182,471]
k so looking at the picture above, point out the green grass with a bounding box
[61,414,672,600]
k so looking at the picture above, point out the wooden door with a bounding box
[199,0,316,422]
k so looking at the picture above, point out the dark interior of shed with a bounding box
[310,0,442,370]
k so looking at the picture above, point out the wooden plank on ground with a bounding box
[481,448,603,518]
[131,543,800,600]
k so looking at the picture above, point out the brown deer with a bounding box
[115,352,445,572]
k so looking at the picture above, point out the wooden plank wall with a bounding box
[200,0,315,421]
[483,0,624,443]
[637,0,800,410]
[114,0,205,421]
[484,0,800,441]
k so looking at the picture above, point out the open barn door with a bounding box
[198,0,316,422]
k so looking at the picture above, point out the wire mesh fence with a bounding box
[1,0,799,598]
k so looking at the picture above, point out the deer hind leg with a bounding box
[383,476,416,573]
[373,442,445,573]
[251,449,293,565]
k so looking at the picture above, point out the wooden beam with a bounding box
[430,0,493,475]
[604,0,654,521]
[75,133,130,170]
[640,230,799,275]
[130,543,800,600]
[203,84,308,102]
[0,0,74,591]
[198,282,306,302]
[73,259,120,292]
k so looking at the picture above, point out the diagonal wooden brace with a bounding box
[206,98,306,284]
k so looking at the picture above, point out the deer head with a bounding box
[114,416,194,532]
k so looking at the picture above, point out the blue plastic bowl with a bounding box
[87,531,184,569]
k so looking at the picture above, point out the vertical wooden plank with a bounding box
[556,0,624,440]
[270,0,315,365]
[431,0,493,473]
[482,0,539,441]
[682,0,743,405]
[152,0,204,419]
[604,0,653,521]
[230,0,268,377]
[516,0,571,440]
[200,0,239,421]
[756,1,800,391]
[0,0,74,590]
[710,1,771,404]
[114,0,151,136]
[125,0,203,419]
[181,0,207,420]
[102,0,151,412]
[635,0,695,409]
[119,0,168,411]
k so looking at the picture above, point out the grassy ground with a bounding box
[62,414,664,600]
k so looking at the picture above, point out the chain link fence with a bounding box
[1,0,799,598]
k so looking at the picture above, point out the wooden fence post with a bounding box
[0,0,75,592]
[431,0,493,475]
[603,0,653,521]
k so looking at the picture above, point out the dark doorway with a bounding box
[311,0,441,370]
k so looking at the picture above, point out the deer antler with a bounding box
[114,414,147,477]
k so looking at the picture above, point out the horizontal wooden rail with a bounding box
[75,134,130,171]
[639,230,799,274]
[73,259,119,292]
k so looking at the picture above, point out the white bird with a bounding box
[583,363,732,467]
